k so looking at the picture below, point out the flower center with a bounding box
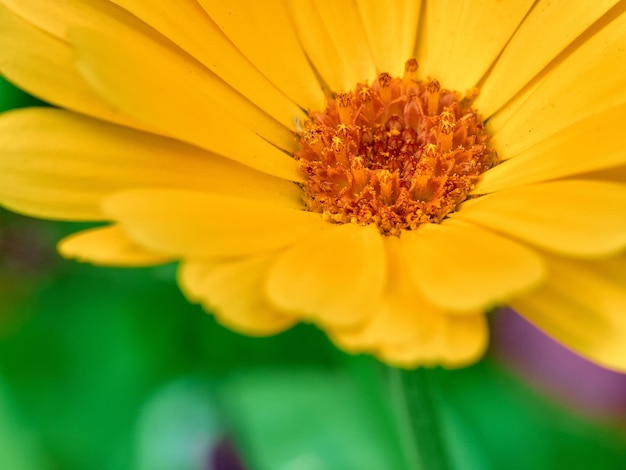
[295,59,498,236]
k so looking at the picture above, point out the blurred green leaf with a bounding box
[220,366,406,470]
[0,378,46,470]
[435,361,626,470]
[0,249,342,469]
[218,359,626,470]
[134,377,221,470]
[0,263,192,469]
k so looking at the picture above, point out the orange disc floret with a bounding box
[295,59,499,236]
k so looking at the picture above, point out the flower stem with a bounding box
[389,367,450,470]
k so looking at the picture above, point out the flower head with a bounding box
[1,1,626,369]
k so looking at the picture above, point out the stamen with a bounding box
[358,85,375,121]
[403,58,419,83]
[350,156,368,194]
[302,127,323,154]
[337,92,353,124]
[377,170,395,205]
[330,135,348,165]
[377,72,392,104]
[438,108,455,152]
[426,79,440,116]
[410,173,431,202]
[403,93,422,130]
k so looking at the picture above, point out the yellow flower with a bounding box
[1,1,626,369]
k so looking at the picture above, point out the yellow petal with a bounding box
[70,26,299,181]
[356,0,420,76]
[110,0,306,130]
[103,190,328,258]
[476,104,626,194]
[0,178,95,222]
[331,236,443,350]
[331,235,488,370]
[440,314,489,368]
[0,108,302,221]
[0,3,139,128]
[266,223,385,327]
[401,220,544,312]
[480,75,545,145]
[58,225,172,266]
[488,10,626,158]
[475,0,621,116]
[179,256,295,336]
[313,1,377,84]
[8,0,298,176]
[285,0,351,92]
[377,314,488,369]
[457,180,626,257]
[416,0,534,91]
[580,163,626,183]
[0,0,125,40]
[196,0,324,111]
[511,254,626,372]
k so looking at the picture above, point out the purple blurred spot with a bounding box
[208,437,246,470]
[0,218,57,274]
[492,307,626,419]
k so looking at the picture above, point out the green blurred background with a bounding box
[1,76,626,470]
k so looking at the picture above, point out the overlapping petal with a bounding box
[475,0,621,116]
[0,3,140,128]
[312,1,377,84]
[179,256,296,336]
[285,0,355,92]
[330,236,488,368]
[416,0,534,92]
[103,190,328,258]
[401,220,544,312]
[110,0,308,129]
[332,237,431,350]
[457,180,626,257]
[378,314,488,369]
[197,0,324,111]
[0,0,301,179]
[356,0,420,76]
[266,223,385,328]
[488,8,626,159]
[58,225,172,266]
[70,26,298,180]
[0,108,301,220]
[511,254,626,372]
[476,104,626,193]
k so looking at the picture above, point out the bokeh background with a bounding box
[1,76,626,470]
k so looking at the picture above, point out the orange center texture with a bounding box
[295,59,499,236]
